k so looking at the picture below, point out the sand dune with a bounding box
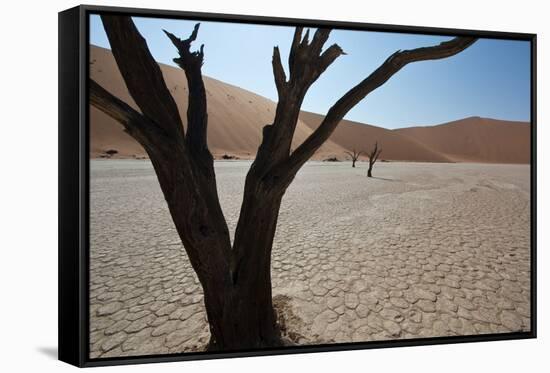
[395,117,530,163]
[300,112,530,164]
[299,111,452,162]
[90,45,530,164]
[90,46,346,159]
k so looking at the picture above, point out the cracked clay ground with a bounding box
[89,160,531,358]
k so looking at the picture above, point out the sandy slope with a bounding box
[395,117,530,163]
[299,111,452,162]
[90,46,346,159]
[90,45,530,164]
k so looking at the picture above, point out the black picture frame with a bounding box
[59,4,537,367]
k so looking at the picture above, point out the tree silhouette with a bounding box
[367,141,382,177]
[90,15,476,350]
[345,149,363,167]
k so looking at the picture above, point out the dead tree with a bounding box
[345,149,362,167]
[367,142,382,177]
[90,15,476,350]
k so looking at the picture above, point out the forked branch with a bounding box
[163,23,204,70]
[89,79,171,149]
[283,36,477,179]
[164,24,209,154]
[285,28,346,97]
[91,17,231,279]
[368,142,382,163]
[100,15,184,137]
[256,27,345,170]
[344,149,363,167]
[367,141,382,177]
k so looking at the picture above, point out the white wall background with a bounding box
[0,0,546,371]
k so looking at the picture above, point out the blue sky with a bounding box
[90,15,531,129]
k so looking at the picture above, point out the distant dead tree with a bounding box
[345,149,362,167]
[367,142,382,177]
[90,15,476,350]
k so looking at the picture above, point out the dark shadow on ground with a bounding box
[37,346,57,360]
[370,176,401,182]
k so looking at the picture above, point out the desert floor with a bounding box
[89,160,531,358]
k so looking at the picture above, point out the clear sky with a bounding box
[90,15,531,129]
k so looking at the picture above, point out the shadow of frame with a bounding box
[37,346,57,360]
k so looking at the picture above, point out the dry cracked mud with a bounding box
[89,160,531,358]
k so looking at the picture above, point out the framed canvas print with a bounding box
[58,4,537,367]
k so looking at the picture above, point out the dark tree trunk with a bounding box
[367,142,381,178]
[352,160,356,168]
[90,15,476,351]
[207,268,281,350]
[212,187,284,349]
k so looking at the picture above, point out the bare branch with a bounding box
[164,23,209,153]
[318,44,346,76]
[288,27,303,76]
[287,28,346,92]
[373,149,382,163]
[366,142,382,177]
[89,79,171,150]
[344,151,354,158]
[254,27,345,169]
[310,28,331,55]
[344,148,362,167]
[163,23,204,70]
[301,29,311,46]
[272,46,287,97]
[368,142,382,163]
[100,15,183,136]
[368,142,378,160]
[282,36,477,178]
[345,149,362,160]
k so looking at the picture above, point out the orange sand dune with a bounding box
[91,45,530,164]
[90,46,346,159]
[395,117,530,163]
[299,111,452,162]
